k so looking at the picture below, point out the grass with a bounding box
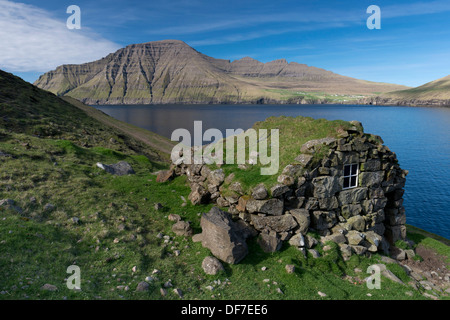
[1,131,447,300]
[207,116,355,195]
[0,69,448,300]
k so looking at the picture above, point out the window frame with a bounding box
[343,163,359,190]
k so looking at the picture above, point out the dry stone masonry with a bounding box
[167,121,409,263]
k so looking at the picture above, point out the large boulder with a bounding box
[96,161,135,176]
[200,207,248,264]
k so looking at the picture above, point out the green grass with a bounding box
[207,116,354,195]
[1,131,446,300]
[264,89,366,103]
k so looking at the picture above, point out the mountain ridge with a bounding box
[34,40,409,105]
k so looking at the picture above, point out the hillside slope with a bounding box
[0,70,172,161]
[384,75,450,100]
[34,40,408,105]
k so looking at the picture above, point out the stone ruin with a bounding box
[161,121,409,263]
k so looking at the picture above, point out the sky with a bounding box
[1,0,449,87]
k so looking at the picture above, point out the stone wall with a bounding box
[166,122,408,258]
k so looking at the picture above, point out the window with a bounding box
[343,163,358,189]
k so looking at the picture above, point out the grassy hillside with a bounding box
[0,71,449,300]
[383,75,450,100]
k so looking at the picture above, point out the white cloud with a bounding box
[0,0,120,72]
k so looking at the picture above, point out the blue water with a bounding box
[96,104,450,239]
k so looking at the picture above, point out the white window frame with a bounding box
[343,163,359,190]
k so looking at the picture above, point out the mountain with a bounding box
[34,40,408,105]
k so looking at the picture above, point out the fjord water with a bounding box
[96,104,450,239]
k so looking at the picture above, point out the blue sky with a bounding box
[1,0,450,87]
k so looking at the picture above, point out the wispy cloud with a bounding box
[0,0,120,72]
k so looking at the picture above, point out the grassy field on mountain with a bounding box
[1,70,449,300]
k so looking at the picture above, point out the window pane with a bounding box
[351,164,358,175]
[343,177,350,189]
[344,165,350,176]
[351,176,357,187]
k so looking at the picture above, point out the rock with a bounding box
[168,214,181,222]
[360,159,381,172]
[154,203,163,210]
[192,233,203,243]
[188,183,209,205]
[300,138,336,154]
[229,181,244,195]
[305,234,319,249]
[382,269,405,285]
[405,249,416,259]
[338,188,368,205]
[365,231,382,247]
[285,264,295,274]
[276,288,284,294]
[339,243,352,257]
[270,184,290,197]
[236,196,248,212]
[252,184,268,200]
[251,214,298,233]
[257,230,281,253]
[294,154,313,167]
[208,169,225,186]
[319,197,339,211]
[96,161,135,176]
[245,198,284,216]
[288,233,305,247]
[318,291,327,297]
[202,256,225,275]
[277,174,295,186]
[173,288,183,298]
[340,204,362,219]
[172,221,193,237]
[345,215,366,232]
[311,211,337,231]
[322,232,347,244]
[289,209,310,235]
[308,249,321,258]
[200,207,248,264]
[312,176,341,199]
[156,169,174,182]
[136,281,150,292]
[347,230,364,246]
[41,284,58,291]
[216,197,230,207]
[351,245,367,255]
[234,220,258,239]
[390,247,406,261]
[359,171,384,188]
[160,288,167,296]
